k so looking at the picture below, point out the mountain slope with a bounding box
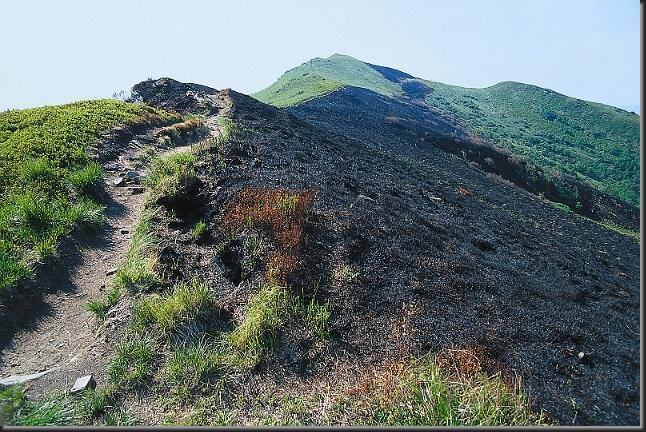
[127,80,640,425]
[253,54,640,209]
[0,101,180,291]
[0,78,639,427]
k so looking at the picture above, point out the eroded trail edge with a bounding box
[0,108,226,397]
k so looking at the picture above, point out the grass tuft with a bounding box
[133,279,215,333]
[108,335,155,389]
[114,211,160,292]
[223,283,329,366]
[191,220,208,241]
[365,356,546,426]
[85,285,121,320]
[223,283,287,365]
[333,264,361,284]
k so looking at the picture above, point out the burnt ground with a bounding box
[290,86,640,231]
[132,82,641,426]
[0,78,639,426]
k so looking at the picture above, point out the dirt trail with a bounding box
[0,117,221,397]
[0,182,145,397]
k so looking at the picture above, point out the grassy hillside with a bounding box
[252,54,401,107]
[0,100,180,291]
[421,80,640,207]
[254,54,640,208]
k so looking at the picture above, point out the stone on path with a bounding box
[70,375,96,393]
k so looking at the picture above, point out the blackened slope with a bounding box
[289,86,640,231]
[255,54,640,209]
[288,86,470,152]
[366,62,416,82]
[211,90,638,425]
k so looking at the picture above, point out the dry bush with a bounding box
[457,185,473,196]
[222,188,312,284]
[157,118,206,140]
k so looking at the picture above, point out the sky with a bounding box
[0,0,640,113]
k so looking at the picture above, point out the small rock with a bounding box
[70,375,96,393]
[577,351,594,366]
[129,186,144,195]
[112,177,125,187]
[126,170,142,180]
[0,370,52,387]
[120,229,129,234]
[103,162,119,171]
[106,268,118,276]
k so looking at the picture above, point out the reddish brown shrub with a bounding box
[222,188,312,284]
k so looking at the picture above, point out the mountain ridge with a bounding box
[253,54,640,209]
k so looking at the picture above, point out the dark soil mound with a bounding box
[131,77,223,115]
[136,79,640,425]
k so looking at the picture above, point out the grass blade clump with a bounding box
[114,211,160,292]
[108,335,155,389]
[133,279,215,333]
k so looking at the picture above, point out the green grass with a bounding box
[159,341,240,400]
[0,384,141,426]
[114,210,160,292]
[0,100,180,291]
[252,54,401,107]
[302,297,331,340]
[85,210,159,320]
[550,201,574,214]
[0,385,80,426]
[365,358,545,426]
[145,151,198,205]
[223,283,330,366]
[85,284,121,320]
[191,220,208,241]
[598,220,640,242]
[224,283,287,365]
[108,335,156,389]
[0,384,120,426]
[254,54,640,208]
[133,279,216,333]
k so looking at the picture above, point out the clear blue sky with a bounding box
[0,0,640,113]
